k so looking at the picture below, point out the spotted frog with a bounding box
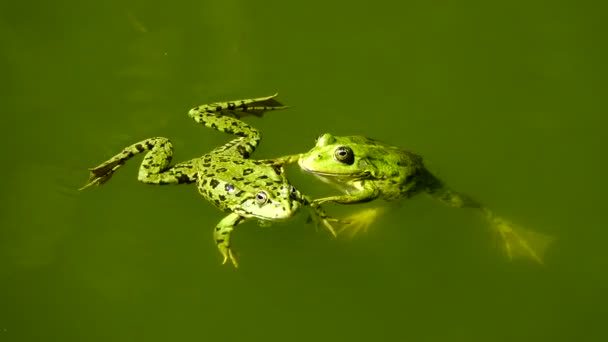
[272,133,553,264]
[80,95,334,267]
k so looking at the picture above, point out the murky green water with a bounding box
[1,1,607,341]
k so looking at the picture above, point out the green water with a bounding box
[1,1,607,341]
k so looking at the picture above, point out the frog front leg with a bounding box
[310,182,383,237]
[314,180,380,205]
[261,154,303,167]
[79,137,197,190]
[214,212,246,268]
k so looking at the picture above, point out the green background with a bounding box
[1,0,606,341]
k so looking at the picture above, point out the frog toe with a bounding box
[79,159,124,190]
[337,207,385,238]
[492,217,554,264]
[220,248,239,268]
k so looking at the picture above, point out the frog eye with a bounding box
[255,191,268,205]
[225,183,235,193]
[289,186,298,197]
[334,146,354,165]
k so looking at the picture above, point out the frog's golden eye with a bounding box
[255,191,269,205]
[334,146,354,165]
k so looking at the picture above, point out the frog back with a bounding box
[364,143,429,200]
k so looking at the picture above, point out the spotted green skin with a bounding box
[276,133,479,208]
[80,94,311,267]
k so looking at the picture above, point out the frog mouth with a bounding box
[299,165,339,177]
[300,165,364,179]
[236,203,300,221]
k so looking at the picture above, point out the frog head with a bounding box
[232,181,304,221]
[298,133,382,182]
[199,163,303,222]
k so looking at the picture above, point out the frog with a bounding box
[79,94,336,268]
[270,133,553,264]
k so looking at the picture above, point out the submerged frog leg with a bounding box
[214,213,245,267]
[188,94,288,158]
[79,137,198,190]
[421,170,482,209]
[423,171,553,264]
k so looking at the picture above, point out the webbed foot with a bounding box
[78,159,124,190]
[190,93,289,120]
[489,215,554,264]
[235,93,289,117]
[337,207,386,238]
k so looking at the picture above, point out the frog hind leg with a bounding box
[79,137,197,190]
[188,94,288,159]
[214,213,245,268]
[423,171,553,263]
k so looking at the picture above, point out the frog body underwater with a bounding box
[272,133,553,263]
[80,95,332,267]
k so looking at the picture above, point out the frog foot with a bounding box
[489,215,554,264]
[78,159,124,190]
[337,207,386,238]
[195,93,289,119]
[236,93,289,117]
[307,204,350,237]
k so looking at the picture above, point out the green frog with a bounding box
[79,95,336,267]
[271,133,553,264]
